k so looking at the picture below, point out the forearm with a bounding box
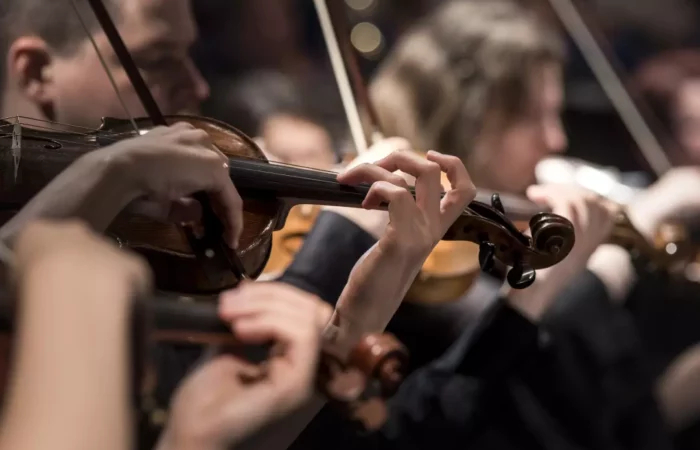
[333,244,422,355]
[231,395,326,450]
[0,265,133,450]
[0,149,137,242]
[227,319,355,450]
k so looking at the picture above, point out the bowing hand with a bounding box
[160,283,329,450]
[113,122,243,249]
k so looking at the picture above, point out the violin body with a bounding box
[261,204,321,278]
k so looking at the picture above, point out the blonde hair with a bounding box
[369,0,564,168]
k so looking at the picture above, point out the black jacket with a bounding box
[284,212,673,450]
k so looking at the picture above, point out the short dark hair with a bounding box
[0,0,120,90]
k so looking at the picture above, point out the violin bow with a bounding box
[545,0,673,176]
[313,0,385,154]
[71,0,249,281]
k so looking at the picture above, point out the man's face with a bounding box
[46,0,209,128]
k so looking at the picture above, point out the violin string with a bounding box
[0,116,137,139]
[0,124,453,200]
[1,115,127,136]
[0,116,124,136]
[70,0,140,135]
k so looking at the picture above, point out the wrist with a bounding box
[334,245,421,346]
[70,148,143,231]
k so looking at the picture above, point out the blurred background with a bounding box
[190,0,700,178]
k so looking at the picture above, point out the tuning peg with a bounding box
[491,193,505,214]
[478,242,496,272]
[507,264,536,289]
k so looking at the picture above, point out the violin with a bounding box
[0,116,575,293]
[0,288,408,431]
[480,190,695,273]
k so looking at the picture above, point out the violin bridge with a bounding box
[11,119,21,182]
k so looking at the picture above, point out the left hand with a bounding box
[323,137,414,238]
[329,150,474,342]
[627,167,700,239]
[338,149,476,259]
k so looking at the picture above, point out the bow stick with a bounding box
[313,0,385,153]
[546,0,673,176]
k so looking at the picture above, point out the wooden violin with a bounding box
[480,190,696,273]
[0,116,575,293]
[0,288,408,431]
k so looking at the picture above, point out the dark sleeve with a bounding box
[541,269,650,404]
[535,270,670,450]
[375,300,541,449]
[277,211,377,304]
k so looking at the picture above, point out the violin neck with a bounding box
[229,160,554,221]
[231,160,370,209]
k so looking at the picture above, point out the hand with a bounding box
[323,137,413,238]
[338,149,476,259]
[328,150,474,344]
[159,283,330,450]
[110,122,243,248]
[527,185,617,265]
[627,167,700,240]
[13,220,151,297]
[508,185,618,320]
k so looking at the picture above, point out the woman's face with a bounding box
[476,63,567,194]
[674,78,700,164]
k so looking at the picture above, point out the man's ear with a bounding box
[5,36,56,115]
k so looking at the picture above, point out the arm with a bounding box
[277,211,377,303]
[0,148,136,241]
[157,283,327,450]
[506,185,621,320]
[237,150,476,450]
[276,138,413,303]
[0,221,150,450]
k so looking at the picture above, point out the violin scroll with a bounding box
[347,333,408,396]
[319,332,408,431]
[529,212,576,259]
